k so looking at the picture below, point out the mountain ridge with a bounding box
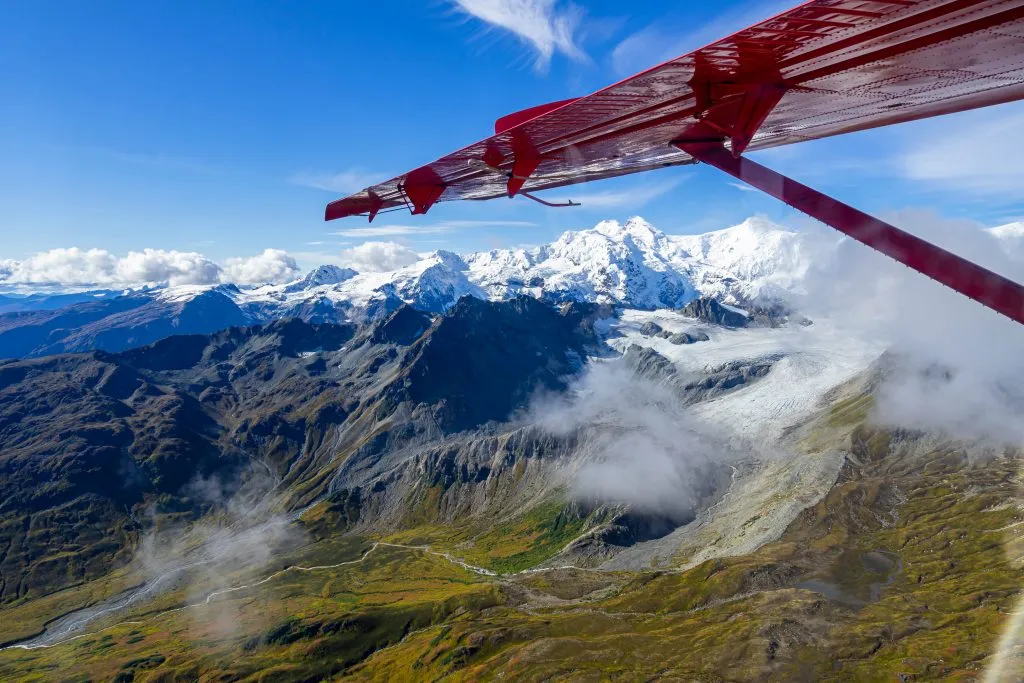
[0,218,808,359]
[1,215,1021,361]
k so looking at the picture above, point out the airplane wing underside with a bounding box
[324,0,1024,325]
[326,0,1024,221]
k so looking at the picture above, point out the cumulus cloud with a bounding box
[2,247,119,287]
[222,249,301,285]
[0,247,302,289]
[339,241,421,273]
[451,0,587,71]
[115,249,221,287]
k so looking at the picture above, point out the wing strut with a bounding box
[676,141,1024,326]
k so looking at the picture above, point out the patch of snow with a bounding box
[607,310,886,443]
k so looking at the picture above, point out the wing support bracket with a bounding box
[674,140,1024,325]
[399,166,446,216]
[366,190,384,223]
[507,131,541,197]
[690,77,788,157]
[520,191,580,208]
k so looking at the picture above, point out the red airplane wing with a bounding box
[325,0,1024,325]
[326,0,1024,222]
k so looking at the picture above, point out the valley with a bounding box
[0,217,1022,680]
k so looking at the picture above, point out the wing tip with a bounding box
[324,201,344,222]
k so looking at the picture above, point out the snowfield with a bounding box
[607,309,887,442]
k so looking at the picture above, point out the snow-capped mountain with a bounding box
[466,216,807,308]
[151,214,1024,320]
[235,216,806,316]
[4,215,1021,359]
[242,249,484,317]
[283,264,357,292]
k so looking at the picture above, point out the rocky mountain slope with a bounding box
[2,298,1020,680]
[0,297,615,607]
[1,215,1023,680]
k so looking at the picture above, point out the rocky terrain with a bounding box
[0,216,1022,680]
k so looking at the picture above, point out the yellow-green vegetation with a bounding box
[348,439,1023,681]
[454,500,589,573]
[0,544,499,682]
[384,498,589,574]
[827,391,875,428]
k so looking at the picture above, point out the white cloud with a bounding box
[530,362,735,516]
[451,0,587,71]
[727,181,758,193]
[544,179,680,209]
[899,107,1024,199]
[116,249,221,287]
[788,210,1024,444]
[2,247,119,286]
[290,168,390,194]
[0,247,302,289]
[339,241,421,273]
[222,249,301,285]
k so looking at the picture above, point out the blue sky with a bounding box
[2,0,1023,284]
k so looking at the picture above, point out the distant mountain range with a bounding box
[1,216,1020,359]
[0,290,122,314]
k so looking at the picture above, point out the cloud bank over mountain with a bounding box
[0,247,300,289]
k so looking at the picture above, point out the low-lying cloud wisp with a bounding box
[531,362,737,517]
[137,471,305,639]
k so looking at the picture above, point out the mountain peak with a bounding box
[592,216,663,244]
[288,264,357,292]
[425,249,469,271]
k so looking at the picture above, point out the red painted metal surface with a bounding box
[495,98,581,135]
[507,130,540,197]
[678,141,1024,325]
[325,0,1024,223]
[401,166,446,215]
